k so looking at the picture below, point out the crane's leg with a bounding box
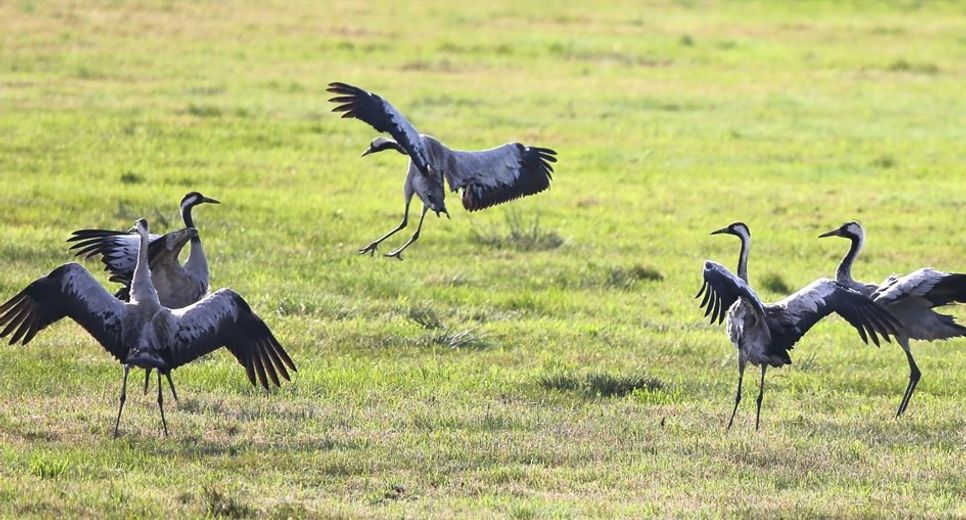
[359,197,412,256]
[754,365,767,431]
[143,368,152,395]
[385,205,429,260]
[157,371,169,437]
[112,365,131,439]
[726,361,746,431]
[165,372,179,402]
[896,337,921,418]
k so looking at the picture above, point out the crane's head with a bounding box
[361,137,405,157]
[181,191,220,211]
[819,221,863,240]
[710,221,750,240]
[129,218,149,235]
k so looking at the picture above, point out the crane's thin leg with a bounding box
[157,371,168,437]
[754,365,767,431]
[385,205,428,260]
[896,339,921,418]
[726,361,746,431]
[112,365,131,439]
[165,372,179,402]
[143,368,152,395]
[359,198,411,255]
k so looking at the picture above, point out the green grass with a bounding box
[1,1,964,517]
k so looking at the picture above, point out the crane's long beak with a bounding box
[710,226,730,236]
[360,147,375,158]
[818,228,841,238]
[202,196,220,205]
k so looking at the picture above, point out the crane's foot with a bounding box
[358,243,379,256]
[384,250,405,261]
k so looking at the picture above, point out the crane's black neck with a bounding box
[836,235,862,284]
[180,204,200,243]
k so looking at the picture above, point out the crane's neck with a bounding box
[836,234,863,284]
[131,229,159,304]
[180,203,199,243]
[736,233,750,283]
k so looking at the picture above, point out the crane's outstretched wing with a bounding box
[768,279,901,351]
[873,268,966,308]
[442,143,557,212]
[0,263,126,360]
[327,82,432,175]
[167,289,297,389]
[67,229,165,285]
[696,260,766,325]
[871,269,966,341]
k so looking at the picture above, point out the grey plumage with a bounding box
[1,219,295,437]
[67,191,220,308]
[820,220,966,417]
[700,223,901,430]
[328,81,557,259]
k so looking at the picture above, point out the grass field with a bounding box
[0,1,964,517]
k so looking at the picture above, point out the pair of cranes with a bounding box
[699,222,965,429]
[1,82,962,436]
[1,214,296,437]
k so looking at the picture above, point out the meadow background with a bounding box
[0,1,964,517]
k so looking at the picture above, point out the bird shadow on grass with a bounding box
[539,372,665,398]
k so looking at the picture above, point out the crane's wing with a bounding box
[327,82,432,175]
[442,143,557,212]
[695,261,766,325]
[67,229,165,285]
[167,289,296,389]
[0,263,126,360]
[873,268,966,308]
[768,279,901,350]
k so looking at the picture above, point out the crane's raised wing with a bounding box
[873,268,966,308]
[442,143,557,212]
[327,82,432,175]
[167,289,296,389]
[67,229,165,285]
[0,263,126,360]
[696,260,765,325]
[768,279,901,351]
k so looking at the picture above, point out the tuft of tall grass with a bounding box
[201,484,254,519]
[540,372,664,398]
[470,211,565,252]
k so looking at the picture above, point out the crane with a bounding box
[67,191,220,308]
[819,221,966,416]
[698,223,901,430]
[0,218,296,437]
[328,82,557,259]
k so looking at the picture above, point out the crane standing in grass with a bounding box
[819,221,966,417]
[698,222,902,430]
[67,191,220,308]
[0,219,296,437]
[327,82,557,259]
